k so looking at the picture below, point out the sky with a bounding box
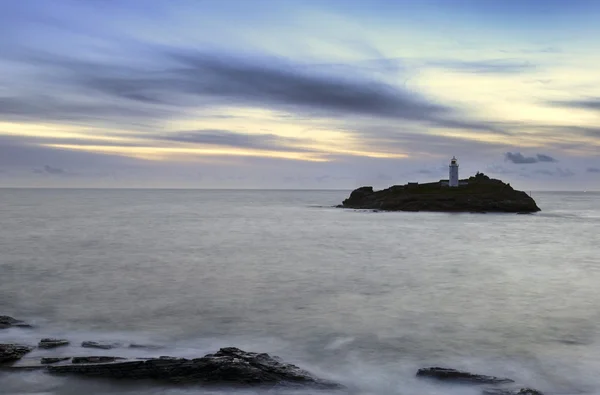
[1,0,599,189]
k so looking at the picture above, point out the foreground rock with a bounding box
[483,388,544,395]
[340,173,540,213]
[39,338,70,349]
[3,347,341,389]
[81,341,120,350]
[41,357,71,364]
[0,344,34,363]
[417,367,514,384]
[128,343,163,350]
[71,356,126,364]
[0,315,32,329]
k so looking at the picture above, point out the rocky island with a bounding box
[340,173,541,213]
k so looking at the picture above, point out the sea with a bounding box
[0,189,599,395]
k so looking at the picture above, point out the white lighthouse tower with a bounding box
[449,156,459,187]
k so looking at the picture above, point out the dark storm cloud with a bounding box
[42,165,65,174]
[116,50,452,121]
[546,98,600,112]
[428,59,535,74]
[535,154,557,162]
[32,164,79,177]
[504,152,558,164]
[0,1,516,141]
[587,167,600,173]
[1,48,444,120]
[0,94,171,128]
[0,44,508,135]
[155,130,315,153]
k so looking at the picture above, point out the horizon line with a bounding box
[0,187,598,193]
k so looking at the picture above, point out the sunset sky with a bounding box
[1,0,599,189]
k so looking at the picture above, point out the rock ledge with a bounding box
[1,345,341,389]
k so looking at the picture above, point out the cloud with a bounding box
[154,130,315,153]
[0,42,514,138]
[0,135,143,168]
[587,167,600,173]
[504,152,558,164]
[534,168,575,177]
[546,98,600,112]
[485,164,515,175]
[42,165,65,174]
[499,47,561,54]
[341,122,513,160]
[33,165,67,175]
[0,48,453,125]
[1,0,598,190]
[504,153,528,164]
[535,154,557,163]
[428,59,535,74]
[0,95,170,128]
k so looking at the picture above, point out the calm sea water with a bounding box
[0,189,599,395]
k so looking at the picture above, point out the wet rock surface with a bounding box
[1,345,340,389]
[72,356,126,364]
[39,338,70,349]
[340,173,541,213]
[41,357,71,364]
[0,344,34,363]
[47,347,341,388]
[81,341,120,350]
[128,343,163,350]
[0,315,32,329]
[416,367,514,384]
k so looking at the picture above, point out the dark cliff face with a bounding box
[340,173,541,213]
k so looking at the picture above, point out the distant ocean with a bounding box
[1,189,599,395]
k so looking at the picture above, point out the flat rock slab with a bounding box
[0,316,32,329]
[39,339,70,349]
[41,357,71,364]
[0,344,34,363]
[72,356,126,364]
[1,347,341,389]
[128,343,163,350]
[81,341,120,350]
[417,367,514,384]
[2,347,339,389]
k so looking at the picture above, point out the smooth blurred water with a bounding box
[0,189,599,395]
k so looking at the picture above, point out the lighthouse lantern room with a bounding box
[449,156,459,187]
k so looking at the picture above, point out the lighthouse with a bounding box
[449,156,459,187]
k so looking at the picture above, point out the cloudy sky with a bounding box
[1,0,599,189]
